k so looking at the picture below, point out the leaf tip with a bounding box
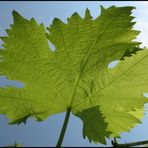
[12,10,22,19]
[72,12,79,17]
[85,8,92,19]
[100,5,106,15]
[12,10,26,23]
[12,10,18,16]
[52,17,65,26]
[100,5,105,11]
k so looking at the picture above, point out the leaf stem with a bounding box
[56,107,71,147]
[112,139,148,147]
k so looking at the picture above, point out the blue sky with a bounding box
[0,1,148,147]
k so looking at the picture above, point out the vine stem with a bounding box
[112,139,148,147]
[56,107,71,147]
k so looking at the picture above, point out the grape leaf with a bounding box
[0,6,147,144]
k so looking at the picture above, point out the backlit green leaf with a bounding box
[0,6,147,144]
